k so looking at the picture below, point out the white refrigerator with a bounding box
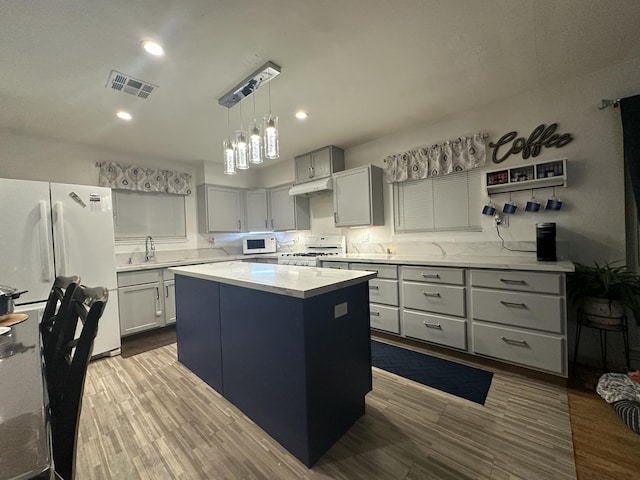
[0,178,121,356]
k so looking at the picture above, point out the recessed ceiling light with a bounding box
[141,40,164,57]
[116,111,132,121]
[295,111,308,119]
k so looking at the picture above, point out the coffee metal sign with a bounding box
[489,123,573,163]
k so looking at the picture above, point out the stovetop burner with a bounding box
[278,234,346,266]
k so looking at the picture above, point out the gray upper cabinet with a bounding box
[333,165,384,227]
[246,189,269,232]
[294,145,345,184]
[197,184,246,233]
[268,184,310,231]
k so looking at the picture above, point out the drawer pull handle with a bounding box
[500,300,528,309]
[370,285,379,290]
[500,278,526,285]
[371,311,380,316]
[422,273,440,279]
[422,321,442,329]
[422,291,441,297]
[501,335,528,346]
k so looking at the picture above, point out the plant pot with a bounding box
[581,297,626,325]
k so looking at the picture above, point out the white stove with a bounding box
[278,235,346,266]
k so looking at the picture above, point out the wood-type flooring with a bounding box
[76,339,580,479]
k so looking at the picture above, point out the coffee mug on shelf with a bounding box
[502,201,517,214]
[545,195,563,210]
[482,203,496,215]
[525,199,541,212]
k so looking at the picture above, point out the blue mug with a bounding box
[503,201,517,214]
[525,200,541,212]
[482,204,496,215]
[545,197,563,210]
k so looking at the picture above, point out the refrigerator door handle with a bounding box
[39,201,54,282]
[54,201,68,276]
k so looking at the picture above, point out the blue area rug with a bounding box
[370,340,493,405]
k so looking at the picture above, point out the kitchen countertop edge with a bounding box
[319,253,575,272]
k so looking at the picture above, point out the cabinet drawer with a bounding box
[368,279,398,306]
[350,263,398,279]
[403,310,467,350]
[117,269,162,287]
[470,269,562,295]
[370,304,399,334]
[471,290,564,333]
[472,323,565,374]
[402,266,465,285]
[321,261,350,270]
[402,282,466,317]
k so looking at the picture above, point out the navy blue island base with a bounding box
[174,273,372,467]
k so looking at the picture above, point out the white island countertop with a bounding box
[169,261,377,299]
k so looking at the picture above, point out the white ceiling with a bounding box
[2,0,640,169]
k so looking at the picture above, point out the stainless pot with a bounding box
[0,285,28,316]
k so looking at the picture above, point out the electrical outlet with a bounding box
[494,213,508,227]
[361,232,370,242]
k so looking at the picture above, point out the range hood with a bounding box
[288,177,333,196]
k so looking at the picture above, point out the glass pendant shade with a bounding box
[263,115,279,160]
[223,138,236,175]
[248,121,263,164]
[235,129,249,169]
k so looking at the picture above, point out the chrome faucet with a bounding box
[145,236,155,262]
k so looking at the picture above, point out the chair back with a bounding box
[40,275,81,349]
[49,285,108,480]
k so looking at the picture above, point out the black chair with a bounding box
[40,275,81,349]
[48,285,108,480]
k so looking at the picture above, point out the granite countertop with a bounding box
[320,253,575,272]
[169,261,377,299]
[116,253,278,272]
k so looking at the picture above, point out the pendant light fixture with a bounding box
[218,61,281,174]
[263,79,279,160]
[223,109,236,175]
[234,101,249,170]
[248,94,263,164]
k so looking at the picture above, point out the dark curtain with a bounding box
[620,95,640,220]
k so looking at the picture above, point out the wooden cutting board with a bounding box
[0,314,28,328]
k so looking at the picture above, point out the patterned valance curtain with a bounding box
[96,161,192,195]
[383,132,488,183]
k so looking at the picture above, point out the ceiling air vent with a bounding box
[106,70,158,99]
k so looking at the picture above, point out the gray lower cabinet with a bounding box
[470,269,567,375]
[164,269,176,325]
[321,259,569,377]
[118,267,177,335]
[349,263,399,334]
[401,265,468,350]
[118,269,165,336]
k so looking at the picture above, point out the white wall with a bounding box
[341,58,640,265]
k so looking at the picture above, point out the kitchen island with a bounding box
[169,261,377,467]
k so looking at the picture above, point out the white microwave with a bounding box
[242,235,277,254]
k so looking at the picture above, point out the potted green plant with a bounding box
[567,261,640,325]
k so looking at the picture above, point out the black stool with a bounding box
[573,309,630,373]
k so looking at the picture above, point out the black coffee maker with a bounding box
[536,223,556,261]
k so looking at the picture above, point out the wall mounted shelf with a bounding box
[486,158,567,194]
